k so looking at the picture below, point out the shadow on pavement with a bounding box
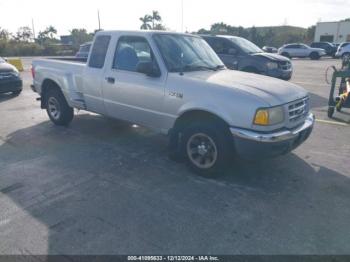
[0,93,19,103]
[1,114,350,255]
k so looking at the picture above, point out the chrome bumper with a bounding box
[230,113,315,143]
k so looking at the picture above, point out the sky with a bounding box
[0,0,350,36]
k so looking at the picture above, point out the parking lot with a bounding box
[0,58,349,255]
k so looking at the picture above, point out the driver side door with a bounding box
[102,35,167,130]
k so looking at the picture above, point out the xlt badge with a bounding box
[169,91,183,99]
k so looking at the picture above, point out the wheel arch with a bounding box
[170,109,231,143]
[41,78,64,109]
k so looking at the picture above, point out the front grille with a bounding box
[288,97,309,123]
[278,61,292,70]
[0,72,15,80]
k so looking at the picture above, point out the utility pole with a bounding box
[97,10,101,31]
[32,18,36,41]
[181,0,184,32]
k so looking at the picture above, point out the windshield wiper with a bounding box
[182,65,225,72]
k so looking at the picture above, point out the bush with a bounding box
[0,40,73,57]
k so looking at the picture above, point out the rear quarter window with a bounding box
[88,36,111,68]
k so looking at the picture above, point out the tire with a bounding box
[310,52,320,60]
[281,52,290,58]
[46,88,74,126]
[180,119,233,177]
[328,107,335,118]
[12,90,22,96]
[342,52,350,61]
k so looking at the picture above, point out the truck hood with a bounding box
[184,69,308,106]
[252,52,290,62]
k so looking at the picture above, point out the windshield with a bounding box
[229,37,263,54]
[153,34,224,73]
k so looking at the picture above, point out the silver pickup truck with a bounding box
[31,30,315,176]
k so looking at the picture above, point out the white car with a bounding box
[335,42,350,60]
[31,30,314,176]
[278,43,326,60]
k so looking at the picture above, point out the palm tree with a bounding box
[140,15,152,30]
[46,26,57,39]
[151,11,161,29]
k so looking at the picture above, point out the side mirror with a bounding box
[228,48,237,55]
[136,62,161,77]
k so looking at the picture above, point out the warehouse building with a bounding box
[314,21,350,43]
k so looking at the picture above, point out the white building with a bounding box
[314,21,350,43]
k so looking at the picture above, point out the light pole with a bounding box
[98,10,101,31]
[181,0,184,32]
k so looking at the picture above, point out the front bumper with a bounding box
[230,113,315,159]
[267,68,293,80]
[0,79,23,94]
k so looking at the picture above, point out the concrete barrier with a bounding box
[7,58,24,72]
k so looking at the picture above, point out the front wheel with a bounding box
[310,52,320,60]
[12,90,22,96]
[181,120,233,177]
[342,52,350,61]
[46,89,74,126]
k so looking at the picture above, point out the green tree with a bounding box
[0,28,10,40]
[305,25,316,43]
[37,26,58,45]
[151,10,162,29]
[69,28,94,49]
[140,15,152,30]
[15,27,32,42]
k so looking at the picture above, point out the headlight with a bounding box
[10,71,20,77]
[254,106,284,126]
[266,61,278,70]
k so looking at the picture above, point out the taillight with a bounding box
[31,66,35,78]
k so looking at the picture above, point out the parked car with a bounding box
[202,35,293,80]
[75,42,92,59]
[335,42,350,60]
[278,43,326,60]
[262,46,278,53]
[310,42,337,57]
[31,31,314,177]
[0,57,22,96]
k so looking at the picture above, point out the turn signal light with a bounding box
[254,109,269,125]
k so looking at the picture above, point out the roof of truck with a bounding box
[96,30,197,37]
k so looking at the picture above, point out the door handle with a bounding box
[105,77,115,84]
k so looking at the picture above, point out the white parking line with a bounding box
[293,81,329,87]
[316,119,349,126]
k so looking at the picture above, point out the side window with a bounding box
[209,38,231,55]
[113,36,155,72]
[89,36,111,69]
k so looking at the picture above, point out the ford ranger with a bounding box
[31,31,315,177]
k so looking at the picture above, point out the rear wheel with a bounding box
[180,120,233,177]
[46,88,74,126]
[310,52,320,60]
